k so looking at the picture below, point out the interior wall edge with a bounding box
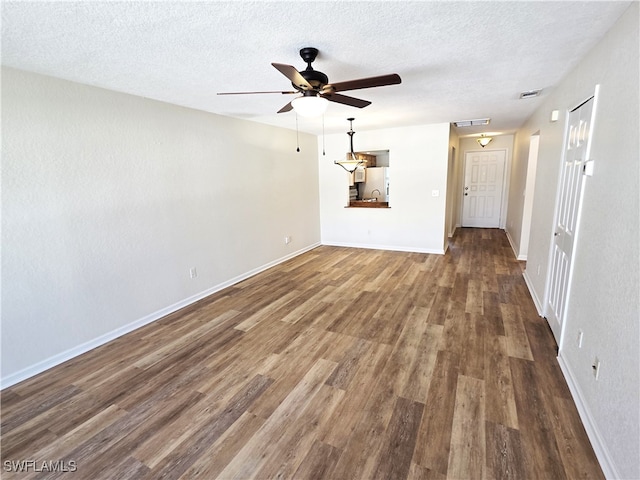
[505,229,523,260]
[522,269,544,317]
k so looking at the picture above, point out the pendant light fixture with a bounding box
[334,118,366,173]
[477,134,493,147]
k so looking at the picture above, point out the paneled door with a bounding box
[546,94,595,345]
[462,149,506,227]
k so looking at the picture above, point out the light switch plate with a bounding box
[583,159,594,176]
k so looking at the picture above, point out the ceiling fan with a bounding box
[217,47,402,115]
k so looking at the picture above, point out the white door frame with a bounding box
[446,146,458,238]
[518,134,540,260]
[461,148,509,228]
[543,85,600,349]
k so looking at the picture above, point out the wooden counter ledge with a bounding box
[347,201,390,208]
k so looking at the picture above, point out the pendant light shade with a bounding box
[477,135,493,147]
[335,152,365,173]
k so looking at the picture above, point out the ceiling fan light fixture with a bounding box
[291,95,328,117]
[219,48,400,115]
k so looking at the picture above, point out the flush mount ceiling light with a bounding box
[453,118,491,127]
[519,89,542,99]
[291,93,329,117]
[335,118,366,173]
[477,134,493,147]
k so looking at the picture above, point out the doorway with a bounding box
[461,149,507,228]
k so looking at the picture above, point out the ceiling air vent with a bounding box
[453,118,490,127]
[519,89,542,99]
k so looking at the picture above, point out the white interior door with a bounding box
[546,95,595,345]
[462,149,506,227]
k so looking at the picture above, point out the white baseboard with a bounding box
[321,241,445,255]
[1,243,320,389]
[557,352,620,480]
[522,269,544,317]
[505,230,527,260]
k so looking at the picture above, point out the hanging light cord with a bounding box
[296,114,300,152]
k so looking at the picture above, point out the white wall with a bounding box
[318,123,450,254]
[1,67,321,385]
[519,4,639,478]
[506,132,539,260]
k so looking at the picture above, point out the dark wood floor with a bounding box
[1,228,603,479]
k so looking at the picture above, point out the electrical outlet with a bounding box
[577,329,584,348]
[189,267,197,279]
[284,236,291,245]
[592,357,601,380]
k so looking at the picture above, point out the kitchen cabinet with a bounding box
[354,153,376,167]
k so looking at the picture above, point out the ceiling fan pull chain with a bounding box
[322,115,326,156]
[296,113,300,152]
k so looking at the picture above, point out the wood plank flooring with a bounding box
[1,228,604,479]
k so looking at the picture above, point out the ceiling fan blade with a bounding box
[277,101,294,113]
[272,63,313,90]
[322,93,371,108]
[323,73,401,93]
[217,90,297,95]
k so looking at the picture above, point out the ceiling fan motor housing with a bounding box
[298,69,328,90]
[294,47,328,90]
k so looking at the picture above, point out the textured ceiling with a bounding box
[1,1,632,135]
